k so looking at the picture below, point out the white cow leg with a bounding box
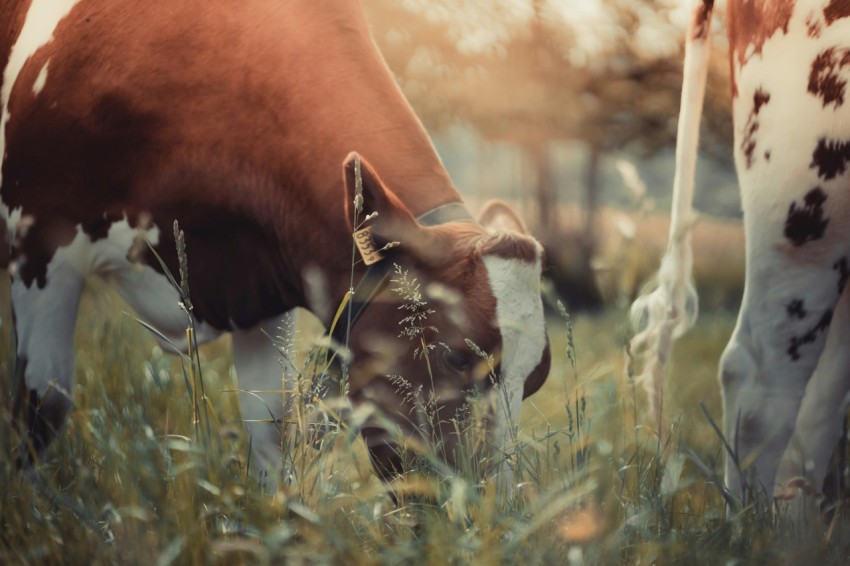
[776,282,850,503]
[10,262,84,461]
[104,239,295,480]
[719,258,844,501]
[105,261,221,352]
[491,384,523,495]
[231,315,297,480]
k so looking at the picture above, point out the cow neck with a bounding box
[329,202,475,349]
[275,6,464,217]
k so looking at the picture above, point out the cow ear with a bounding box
[477,200,528,234]
[342,152,419,244]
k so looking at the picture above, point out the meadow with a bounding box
[1,211,849,565]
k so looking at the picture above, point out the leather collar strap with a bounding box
[330,201,475,348]
[415,202,475,227]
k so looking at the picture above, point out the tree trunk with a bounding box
[525,141,603,312]
[528,142,559,237]
[583,144,600,254]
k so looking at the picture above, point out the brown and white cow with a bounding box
[633,0,850,503]
[0,0,550,482]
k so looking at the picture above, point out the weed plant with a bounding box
[1,217,850,563]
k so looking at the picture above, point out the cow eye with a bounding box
[443,349,471,373]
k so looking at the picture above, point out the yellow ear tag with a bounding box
[353,226,384,265]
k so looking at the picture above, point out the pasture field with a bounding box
[2,214,850,565]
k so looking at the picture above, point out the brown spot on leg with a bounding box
[806,10,824,38]
[811,137,850,180]
[808,47,850,109]
[741,89,770,169]
[825,0,850,26]
[786,309,833,361]
[727,0,795,96]
[691,0,715,41]
[784,187,829,247]
[753,88,771,113]
[786,299,808,320]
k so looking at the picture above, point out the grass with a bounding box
[2,221,850,564]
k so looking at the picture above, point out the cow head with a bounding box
[339,153,551,481]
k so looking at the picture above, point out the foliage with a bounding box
[2,273,850,563]
[365,0,732,159]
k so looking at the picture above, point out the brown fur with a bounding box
[692,0,715,41]
[825,0,850,25]
[727,0,796,96]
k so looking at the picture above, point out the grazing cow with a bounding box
[633,0,850,503]
[0,0,551,481]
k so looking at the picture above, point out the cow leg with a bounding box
[719,257,845,501]
[10,260,84,462]
[100,224,296,477]
[231,317,295,478]
[104,263,220,351]
[775,283,850,502]
[106,245,295,479]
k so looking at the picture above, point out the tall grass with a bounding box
[3,295,849,563]
[2,226,850,563]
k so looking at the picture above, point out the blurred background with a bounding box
[362,0,743,313]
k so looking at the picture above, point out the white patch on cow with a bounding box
[13,228,89,397]
[1,0,82,230]
[13,217,225,395]
[6,206,24,241]
[32,60,49,96]
[484,250,546,487]
[230,317,299,477]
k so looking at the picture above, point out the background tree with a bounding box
[363,0,733,308]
